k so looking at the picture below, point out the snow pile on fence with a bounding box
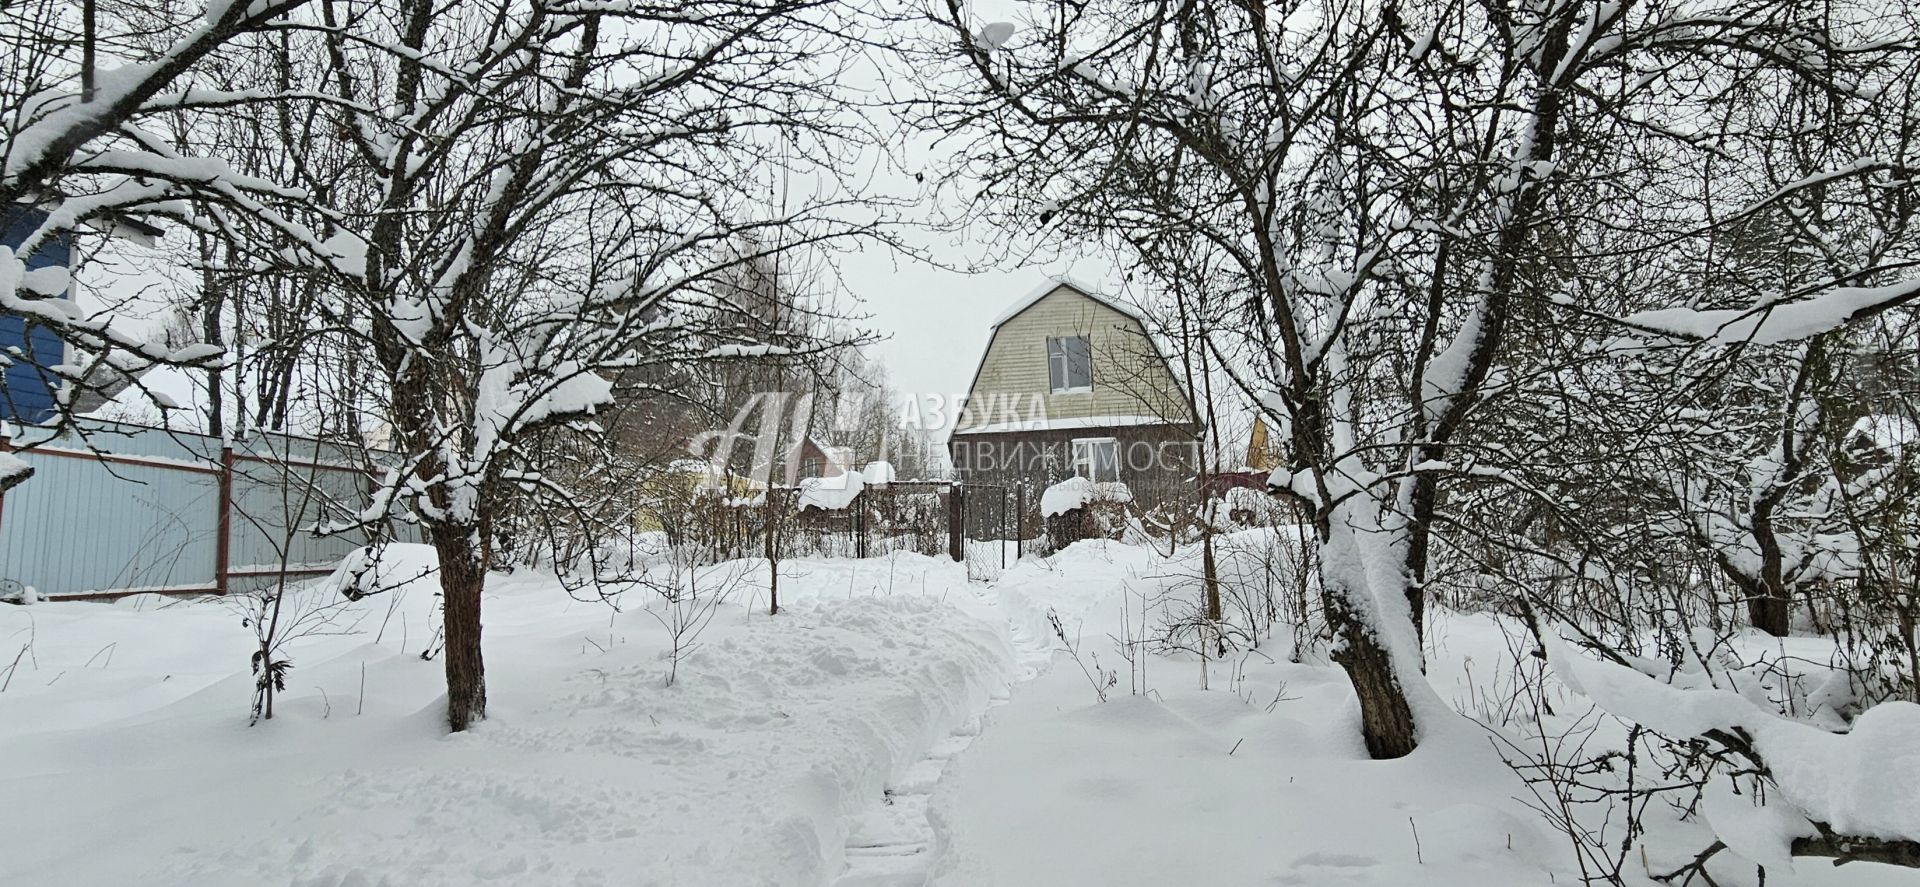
[861,460,895,485]
[798,467,864,510]
[1040,476,1132,517]
[0,450,29,492]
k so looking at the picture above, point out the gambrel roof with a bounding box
[954,277,1199,436]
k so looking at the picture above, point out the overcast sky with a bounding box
[844,237,1123,403]
[822,8,1135,407]
[62,6,1139,434]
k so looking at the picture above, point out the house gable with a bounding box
[956,281,1195,434]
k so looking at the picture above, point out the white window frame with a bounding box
[1071,436,1120,483]
[1046,335,1093,394]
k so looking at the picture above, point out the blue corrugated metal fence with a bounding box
[0,420,420,599]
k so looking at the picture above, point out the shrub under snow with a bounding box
[1039,476,1133,517]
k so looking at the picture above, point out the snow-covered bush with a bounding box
[1219,485,1288,529]
[1039,478,1133,553]
[582,530,673,580]
[1546,631,1920,875]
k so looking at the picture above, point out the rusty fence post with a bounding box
[1014,482,1025,563]
[215,445,235,595]
[947,482,964,562]
[854,493,868,560]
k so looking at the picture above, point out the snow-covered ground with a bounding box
[933,543,1546,886]
[0,549,1010,887]
[931,540,1919,887]
[3,537,1917,886]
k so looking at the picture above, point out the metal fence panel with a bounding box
[0,420,417,599]
[0,442,220,595]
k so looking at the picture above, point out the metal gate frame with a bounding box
[954,481,1033,569]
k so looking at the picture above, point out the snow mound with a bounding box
[1040,476,1132,517]
[321,542,441,600]
[798,468,864,510]
[1550,634,1920,849]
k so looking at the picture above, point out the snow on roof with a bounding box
[953,414,1174,436]
[987,277,1143,330]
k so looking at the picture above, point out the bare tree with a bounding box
[911,0,1920,758]
[0,0,325,414]
[256,0,887,731]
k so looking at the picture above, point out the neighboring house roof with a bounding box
[1245,416,1282,471]
[987,276,1143,329]
[796,435,850,477]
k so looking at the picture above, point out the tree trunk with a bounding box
[434,525,488,732]
[765,497,780,616]
[1202,525,1222,621]
[195,231,226,438]
[1745,579,1792,637]
[1748,516,1793,637]
[1402,469,1437,647]
[1325,589,1419,759]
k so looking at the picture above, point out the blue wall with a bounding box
[2,205,71,425]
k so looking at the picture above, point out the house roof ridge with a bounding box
[987,276,1143,329]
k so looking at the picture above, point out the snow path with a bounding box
[919,543,1563,887]
[830,562,1058,887]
